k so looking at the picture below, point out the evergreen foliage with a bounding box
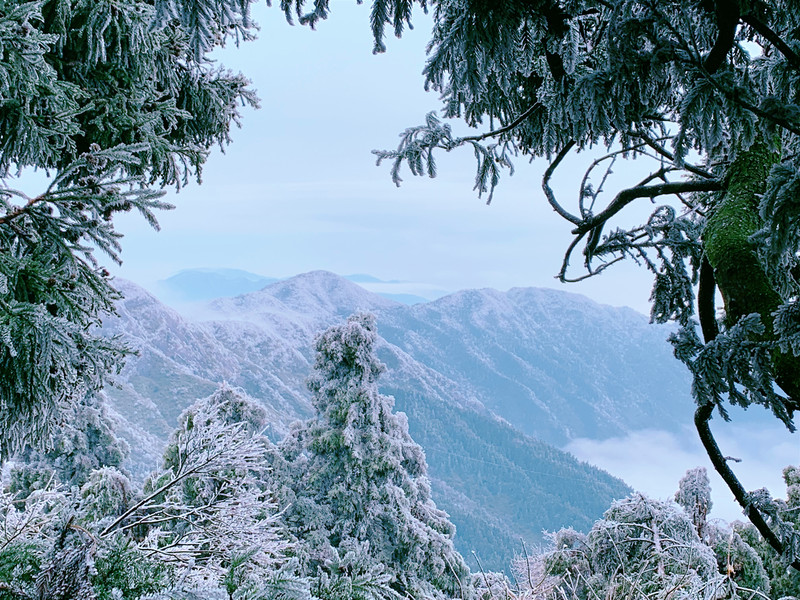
[675,466,712,541]
[508,470,774,600]
[0,0,257,458]
[0,386,293,599]
[0,484,63,599]
[119,385,287,585]
[272,313,471,600]
[736,466,800,599]
[8,392,129,498]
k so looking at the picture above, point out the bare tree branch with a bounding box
[629,131,716,180]
[542,141,581,225]
[572,180,723,236]
[99,422,257,538]
[695,403,800,570]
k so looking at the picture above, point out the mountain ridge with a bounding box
[155,267,448,306]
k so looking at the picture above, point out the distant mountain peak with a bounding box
[205,271,399,335]
[277,269,356,286]
[256,270,399,306]
[155,268,278,303]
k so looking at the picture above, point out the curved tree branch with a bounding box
[544,6,569,82]
[557,231,589,282]
[572,180,723,236]
[578,141,673,217]
[542,141,581,225]
[699,71,800,137]
[629,131,716,180]
[741,13,800,69]
[703,0,741,74]
[458,103,541,144]
[695,403,800,571]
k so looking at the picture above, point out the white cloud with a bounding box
[566,420,800,523]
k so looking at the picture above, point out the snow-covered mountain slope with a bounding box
[103,270,693,570]
[376,285,691,444]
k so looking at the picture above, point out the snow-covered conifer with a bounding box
[78,467,134,526]
[0,0,257,458]
[508,475,782,600]
[277,313,470,599]
[706,520,770,595]
[675,466,713,541]
[0,483,65,595]
[590,495,719,595]
[736,466,800,598]
[674,467,771,594]
[514,494,724,600]
[112,385,288,592]
[36,525,97,600]
[8,393,129,499]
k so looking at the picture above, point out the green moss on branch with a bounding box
[703,142,800,409]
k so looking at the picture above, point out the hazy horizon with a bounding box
[103,2,659,316]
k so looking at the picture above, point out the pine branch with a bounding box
[458,103,540,144]
[0,195,43,226]
[741,13,800,70]
[702,0,741,74]
[697,69,800,137]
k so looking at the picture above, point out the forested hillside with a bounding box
[377,285,692,444]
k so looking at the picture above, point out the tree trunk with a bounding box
[702,142,800,411]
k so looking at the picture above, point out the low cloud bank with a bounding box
[566,421,799,523]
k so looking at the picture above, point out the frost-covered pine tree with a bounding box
[0,0,257,459]
[502,468,780,600]
[675,466,713,542]
[7,392,129,498]
[512,488,770,600]
[111,385,288,591]
[276,313,470,600]
[0,481,65,597]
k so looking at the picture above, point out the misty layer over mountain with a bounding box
[103,270,695,570]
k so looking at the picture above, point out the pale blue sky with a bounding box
[108,2,657,313]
